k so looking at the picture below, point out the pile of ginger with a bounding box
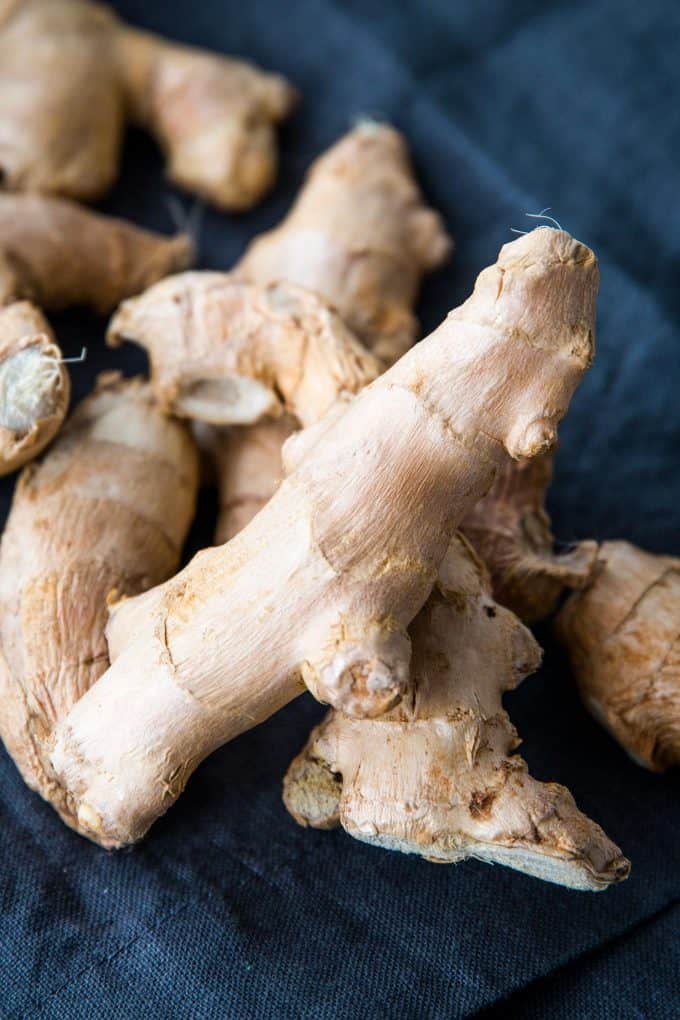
[0,0,677,895]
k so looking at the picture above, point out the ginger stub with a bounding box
[48,227,597,848]
[0,301,69,476]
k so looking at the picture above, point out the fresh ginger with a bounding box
[0,374,199,830]
[117,20,297,210]
[555,541,680,771]
[460,453,599,622]
[108,275,381,426]
[44,227,597,848]
[0,0,296,208]
[284,534,629,891]
[0,301,69,475]
[214,416,296,544]
[236,123,452,365]
[130,122,448,535]
[0,194,193,313]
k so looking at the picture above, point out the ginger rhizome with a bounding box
[284,535,629,891]
[214,416,296,544]
[236,123,452,365]
[460,453,599,622]
[555,541,680,772]
[117,20,297,210]
[208,123,451,541]
[0,301,69,475]
[108,275,381,426]
[45,227,597,848]
[0,194,193,313]
[0,375,199,829]
[0,0,296,208]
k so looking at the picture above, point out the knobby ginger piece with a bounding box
[47,227,598,848]
[214,416,296,544]
[0,0,296,209]
[236,123,452,365]
[0,0,124,200]
[0,302,69,475]
[0,374,199,831]
[208,123,450,529]
[0,194,193,314]
[461,453,599,622]
[284,535,629,891]
[555,541,680,772]
[117,23,297,210]
[108,274,381,426]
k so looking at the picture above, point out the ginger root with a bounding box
[0,301,69,475]
[0,374,199,829]
[0,0,296,208]
[0,0,124,201]
[460,453,599,622]
[46,227,597,848]
[207,123,449,540]
[236,123,452,365]
[117,22,297,210]
[214,416,296,544]
[284,535,629,891]
[555,541,680,772]
[108,275,381,426]
[0,194,193,313]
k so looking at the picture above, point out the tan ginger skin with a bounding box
[0,194,193,313]
[555,541,680,772]
[0,0,296,209]
[0,374,199,831]
[212,415,626,890]
[108,276,381,427]
[236,123,452,366]
[114,122,449,518]
[284,535,629,891]
[460,453,599,623]
[0,302,70,475]
[214,416,296,544]
[46,227,598,848]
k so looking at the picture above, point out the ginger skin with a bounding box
[117,23,297,210]
[122,122,447,527]
[236,123,452,365]
[555,541,680,772]
[108,275,381,427]
[46,227,597,849]
[0,0,124,201]
[284,535,629,891]
[460,453,599,622]
[0,0,296,209]
[0,194,193,314]
[0,302,69,475]
[0,375,199,830]
[214,416,296,544]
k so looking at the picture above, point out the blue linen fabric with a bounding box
[1,2,679,1017]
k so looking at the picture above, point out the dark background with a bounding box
[2,1,679,1017]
